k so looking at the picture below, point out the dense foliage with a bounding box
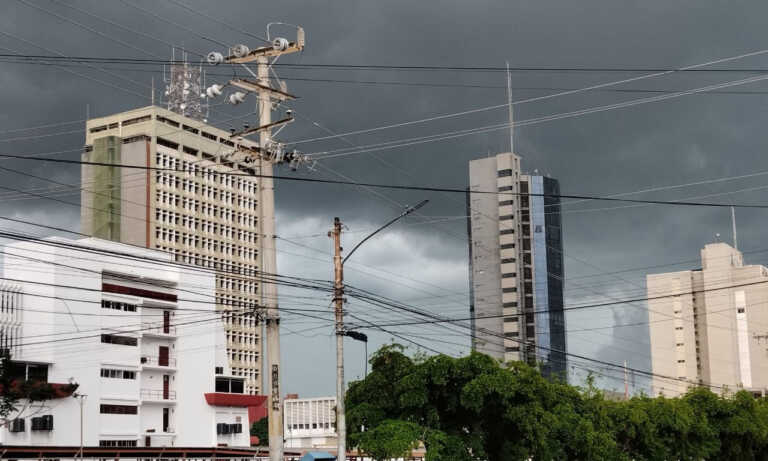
[346,345,768,461]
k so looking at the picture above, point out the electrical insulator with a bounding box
[231,44,250,58]
[207,52,224,65]
[205,84,223,98]
[228,91,247,105]
[272,37,290,51]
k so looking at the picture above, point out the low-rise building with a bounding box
[0,237,263,447]
[284,396,337,450]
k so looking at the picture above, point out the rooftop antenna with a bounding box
[731,206,739,250]
[151,76,155,105]
[506,61,514,153]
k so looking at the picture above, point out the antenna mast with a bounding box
[506,61,514,153]
[731,206,739,250]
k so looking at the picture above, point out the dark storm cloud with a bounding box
[2,0,768,395]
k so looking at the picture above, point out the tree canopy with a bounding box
[345,345,768,460]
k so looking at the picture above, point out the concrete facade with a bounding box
[283,396,337,450]
[648,242,768,397]
[468,152,566,377]
[0,237,257,448]
[81,106,264,394]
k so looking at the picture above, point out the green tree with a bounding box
[356,419,421,461]
[347,344,768,460]
[250,417,268,445]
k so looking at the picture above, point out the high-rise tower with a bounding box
[468,152,566,378]
[82,105,264,394]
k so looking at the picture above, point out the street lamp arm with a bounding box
[342,199,428,265]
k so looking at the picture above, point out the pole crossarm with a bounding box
[223,30,305,63]
[230,117,295,139]
[229,78,298,101]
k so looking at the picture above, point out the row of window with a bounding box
[99,440,137,447]
[155,246,259,275]
[89,115,152,133]
[155,192,257,227]
[8,415,54,432]
[101,368,136,380]
[155,150,251,190]
[154,228,257,261]
[154,209,259,243]
[101,300,137,312]
[155,172,258,210]
[219,277,258,295]
[101,404,138,415]
[216,423,243,435]
[101,334,138,347]
[290,422,334,430]
[226,350,259,366]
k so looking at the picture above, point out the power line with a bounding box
[3,152,768,209]
[7,54,768,73]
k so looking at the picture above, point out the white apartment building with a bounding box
[468,152,566,378]
[648,242,768,397]
[0,237,264,448]
[284,396,337,450]
[82,106,264,394]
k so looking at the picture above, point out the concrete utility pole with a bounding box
[257,53,284,461]
[330,217,346,461]
[328,201,427,461]
[204,27,307,461]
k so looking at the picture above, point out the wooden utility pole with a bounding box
[329,217,346,461]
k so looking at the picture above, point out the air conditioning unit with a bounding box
[9,418,25,433]
[141,356,148,364]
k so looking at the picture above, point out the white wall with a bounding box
[0,237,235,448]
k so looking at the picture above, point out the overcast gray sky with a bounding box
[3,0,768,396]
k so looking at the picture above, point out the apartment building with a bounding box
[0,237,263,447]
[81,106,263,394]
[283,396,337,450]
[648,242,768,397]
[468,152,566,377]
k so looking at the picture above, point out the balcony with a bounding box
[142,322,177,338]
[140,355,177,370]
[140,388,177,403]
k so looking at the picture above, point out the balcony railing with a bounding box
[140,355,177,367]
[140,389,176,400]
[141,322,177,336]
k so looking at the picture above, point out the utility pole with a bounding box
[257,53,284,461]
[204,27,307,461]
[330,217,346,461]
[328,201,427,461]
[623,361,629,400]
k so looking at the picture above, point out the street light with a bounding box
[331,199,428,461]
[72,392,87,460]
